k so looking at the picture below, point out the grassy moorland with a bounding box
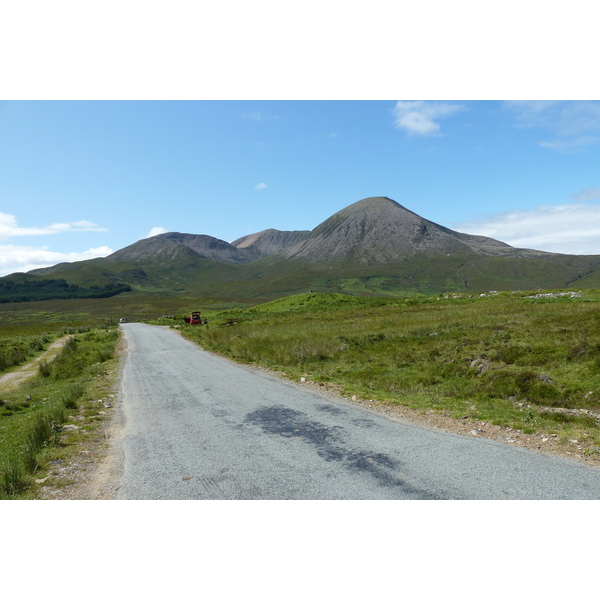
[3,285,600,498]
[0,292,240,499]
[177,290,600,453]
[0,322,120,498]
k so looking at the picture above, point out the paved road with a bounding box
[115,323,600,499]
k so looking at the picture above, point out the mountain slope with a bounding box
[107,232,251,264]
[4,195,600,300]
[231,229,311,258]
[283,196,521,263]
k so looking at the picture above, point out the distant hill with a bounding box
[3,196,600,301]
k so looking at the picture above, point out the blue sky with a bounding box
[2,99,600,276]
[1,3,599,277]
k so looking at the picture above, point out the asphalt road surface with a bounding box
[115,323,600,499]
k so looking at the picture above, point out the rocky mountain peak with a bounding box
[283,196,511,263]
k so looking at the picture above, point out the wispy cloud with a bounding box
[453,203,600,255]
[392,101,464,136]
[0,212,108,240]
[0,212,112,275]
[255,182,267,190]
[571,187,600,203]
[505,100,600,151]
[242,111,281,122]
[0,245,113,277]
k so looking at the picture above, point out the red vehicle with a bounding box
[184,311,203,325]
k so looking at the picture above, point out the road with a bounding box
[114,323,600,499]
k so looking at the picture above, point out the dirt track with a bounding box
[0,336,70,391]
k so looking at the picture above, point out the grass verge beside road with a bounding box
[177,290,600,459]
[0,325,121,499]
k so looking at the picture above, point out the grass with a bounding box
[3,285,600,497]
[178,290,600,450]
[0,325,121,498]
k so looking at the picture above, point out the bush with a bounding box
[61,382,86,409]
[39,361,52,377]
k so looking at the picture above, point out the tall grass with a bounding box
[0,333,52,373]
[181,291,600,445]
[0,326,120,498]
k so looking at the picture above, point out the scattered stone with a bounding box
[470,359,491,375]
[527,292,582,299]
[62,424,79,432]
[538,374,554,384]
[300,377,306,382]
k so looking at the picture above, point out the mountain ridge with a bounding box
[6,196,600,299]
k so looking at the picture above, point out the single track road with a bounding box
[114,323,600,499]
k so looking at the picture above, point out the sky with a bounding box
[2,99,600,276]
[1,2,599,280]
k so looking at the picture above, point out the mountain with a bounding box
[281,197,518,262]
[4,196,600,300]
[232,229,311,259]
[107,232,251,264]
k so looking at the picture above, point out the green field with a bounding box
[3,286,600,498]
[0,318,121,498]
[177,290,600,453]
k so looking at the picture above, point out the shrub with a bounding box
[61,382,86,409]
[39,361,52,377]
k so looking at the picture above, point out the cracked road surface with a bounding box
[114,323,600,499]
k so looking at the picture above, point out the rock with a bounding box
[62,424,79,432]
[300,377,306,382]
[470,359,490,375]
[538,374,554,384]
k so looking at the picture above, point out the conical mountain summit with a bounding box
[278,196,514,263]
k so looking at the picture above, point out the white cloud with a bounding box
[393,101,463,136]
[0,245,114,277]
[255,182,267,190]
[0,212,108,240]
[0,212,113,275]
[146,226,169,237]
[453,204,600,255]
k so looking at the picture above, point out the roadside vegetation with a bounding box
[3,286,600,498]
[177,290,600,454]
[0,323,120,499]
